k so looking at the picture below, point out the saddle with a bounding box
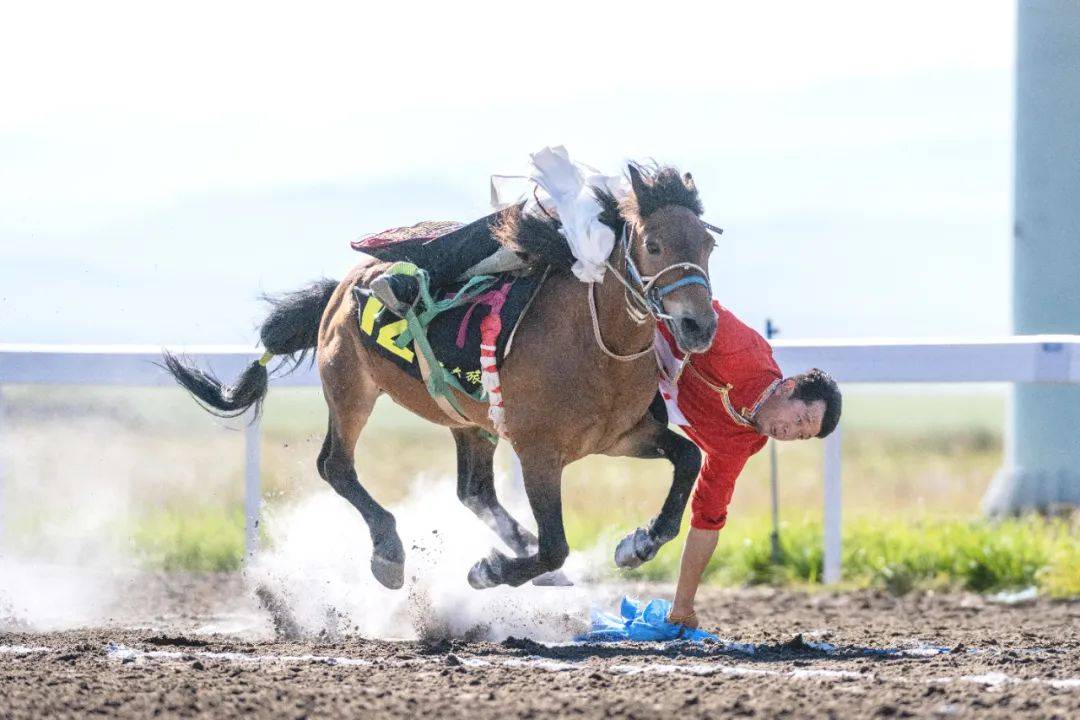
[350,219,545,437]
[352,219,527,279]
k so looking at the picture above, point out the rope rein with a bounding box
[588,280,656,361]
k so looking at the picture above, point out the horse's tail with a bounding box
[162,279,339,418]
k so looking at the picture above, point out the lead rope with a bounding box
[587,225,655,362]
[587,279,656,361]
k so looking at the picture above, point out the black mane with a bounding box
[621,163,703,221]
[492,205,576,269]
[493,162,700,271]
[593,187,624,233]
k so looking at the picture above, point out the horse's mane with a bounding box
[493,163,702,271]
[621,162,703,220]
[492,205,576,269]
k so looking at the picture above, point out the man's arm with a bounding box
[667,450,748,626]
[671,527,719,621]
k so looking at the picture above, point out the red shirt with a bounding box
[657,301,781,530]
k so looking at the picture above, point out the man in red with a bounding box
[651,300,842,628]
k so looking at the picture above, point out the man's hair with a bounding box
[790,368,842,438]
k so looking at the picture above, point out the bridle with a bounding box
[588,221,717,362]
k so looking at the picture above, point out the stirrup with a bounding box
[370,262,420,317]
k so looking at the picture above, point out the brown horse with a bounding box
[164,164,717,590]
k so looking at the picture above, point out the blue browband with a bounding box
[618,223,713,325]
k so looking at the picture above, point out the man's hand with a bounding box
[670,527,719,620]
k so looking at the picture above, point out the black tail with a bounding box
[162,279,339,418]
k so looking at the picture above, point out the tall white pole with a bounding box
[244,410,262,558]
[985,0,1080,514]
[769,440,781,562]
[822,426,843,584]
[765,318,781,562]
[0,385,6,551]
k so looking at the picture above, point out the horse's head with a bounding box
[620,163,718,354]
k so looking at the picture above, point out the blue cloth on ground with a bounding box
[576,597,717,643]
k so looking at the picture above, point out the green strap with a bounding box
[381,265,500,444]
[395,273,498,348]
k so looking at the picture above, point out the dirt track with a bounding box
[2,573,1078,719]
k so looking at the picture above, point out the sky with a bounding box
[0,1,1016,345]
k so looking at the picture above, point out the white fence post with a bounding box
[504,448,527,511]
[244,409,262,559]
[0,384,6,549]
[822,425,843,584]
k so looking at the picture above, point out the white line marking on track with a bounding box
[88,642,1080,691]
[104,643,375,666]
[0,645,50,655]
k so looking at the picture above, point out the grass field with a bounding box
[4,382,1077,596]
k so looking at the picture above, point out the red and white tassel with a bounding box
[479,299,509,437]
[479,343,506,436]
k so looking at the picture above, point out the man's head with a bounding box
[752,368,842,441]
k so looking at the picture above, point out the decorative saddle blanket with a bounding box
[351,270,546,398]
[350,220,464,259]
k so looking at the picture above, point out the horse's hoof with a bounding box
[532,570,574,587]
[371,555,405,589]
[468,550,510,590]
[614,527,659,569]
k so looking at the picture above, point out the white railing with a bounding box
[2,336,1079,582]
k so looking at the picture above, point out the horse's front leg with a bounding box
[605,409,702,569]
[467,449,568,589]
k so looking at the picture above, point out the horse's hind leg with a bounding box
[467,448,569,589]
[605,397,702,569]
[318,374,405,589]
[452,428,537,556]
[451,429,574,586]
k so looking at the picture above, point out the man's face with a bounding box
[756,389,826,441]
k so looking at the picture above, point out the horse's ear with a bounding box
[627,163,649,200]
[683,172,696,192]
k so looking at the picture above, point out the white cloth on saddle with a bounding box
[490,145,629,284]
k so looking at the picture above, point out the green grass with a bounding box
[609,514,1080,597]
[118,505,1080,597]
[130,508,246,572]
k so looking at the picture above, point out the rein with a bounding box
[588,223,712,362]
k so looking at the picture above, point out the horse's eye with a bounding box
[645,240,661,254]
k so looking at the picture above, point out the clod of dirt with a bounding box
[445,653,462,667]
[145,635,210,648]
[781,633,820,653]
[255,584,303,641]
[421,638,453,654]
[501,636,545,655]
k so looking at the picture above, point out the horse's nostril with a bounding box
[680,317,701,336]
